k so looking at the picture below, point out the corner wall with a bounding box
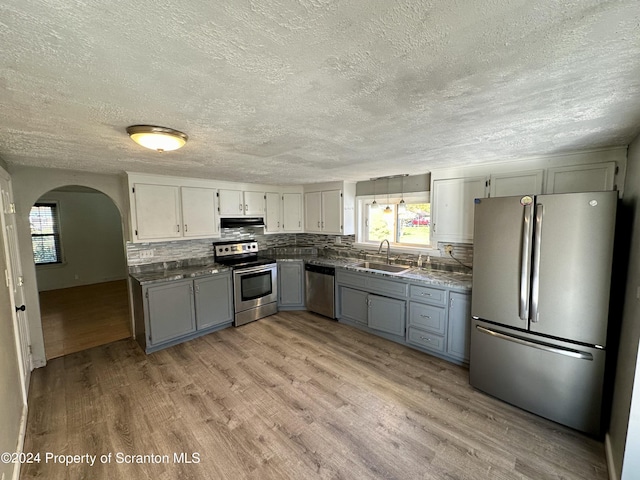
[9,166,129,367]
[609,136,640,479]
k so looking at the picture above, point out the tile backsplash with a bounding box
[126,228,473,272]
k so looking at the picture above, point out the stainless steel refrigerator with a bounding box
[469,191,617,436]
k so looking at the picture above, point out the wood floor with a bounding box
[22,311,608,479]
[39,280,131,360]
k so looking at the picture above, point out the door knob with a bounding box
[15,305,25,312]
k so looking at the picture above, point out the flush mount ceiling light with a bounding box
[126,125,188,152]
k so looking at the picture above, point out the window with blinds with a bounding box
[29,203,62,265]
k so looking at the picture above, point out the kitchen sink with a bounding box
[350,261,412,275]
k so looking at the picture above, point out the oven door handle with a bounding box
[233,264,276,275]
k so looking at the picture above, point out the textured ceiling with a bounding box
[1,1,640,185]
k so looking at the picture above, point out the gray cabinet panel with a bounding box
[194,273,233,330]
[278,261,305,308]
[340,287,368,324]
[407,327,445,353]
[368,294,405,336]
[446,292,471,362]
[409,302,446,335]
[147,279,196,345]
[409,285,446,306]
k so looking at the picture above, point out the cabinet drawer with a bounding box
[336,270,366,289]
[409,285,446,306]
[407,327,445,353]
[409,302,446,334]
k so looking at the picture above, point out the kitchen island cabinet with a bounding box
[132,271,233,353]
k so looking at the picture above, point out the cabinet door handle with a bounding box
[239,203,243,212]
[432,223,436,233]
[184,224,188,233]
[298,221,301,227]
[195,285,200,294]
[420,336,432,342]
[420,292,432,297]
[317,221,320,228]
[177,224,180,232]
[420,314,431,319]
[245,204,248,212]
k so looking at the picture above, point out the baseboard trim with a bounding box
[605,433,618,480]
[11,404,28,480]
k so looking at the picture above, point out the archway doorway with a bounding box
[30,185,130,359]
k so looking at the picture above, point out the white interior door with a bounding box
[0,174,31,403]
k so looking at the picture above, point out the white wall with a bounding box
[35,190,126,291]
[9,166,129,367]
[609,136,640,479]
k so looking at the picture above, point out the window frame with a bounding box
[30,201,64,266]
[354,192,440,255]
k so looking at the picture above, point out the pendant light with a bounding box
[383,178,392,214]
[398,175,406,213]
[371,178,379,209]
[126,125,188,152]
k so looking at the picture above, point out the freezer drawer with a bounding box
[469,319,606,436]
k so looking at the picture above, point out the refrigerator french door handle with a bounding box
[475,325,593,361]
[530,204,543,323]
[519,204,533,321]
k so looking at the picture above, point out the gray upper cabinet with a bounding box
[146,279,196,345]
[194,273,234,329]
[277,261,305,309]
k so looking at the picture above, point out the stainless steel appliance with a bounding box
[470,191,617,436]
[214,240,277,326]
[305,263,335,319]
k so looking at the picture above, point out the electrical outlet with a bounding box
[140,249,155,259]
[335,236,342,244]
[444,245,453,255]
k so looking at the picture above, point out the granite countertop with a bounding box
[130,262,230,285]
[280,255,472,290]
[130,253,472,291]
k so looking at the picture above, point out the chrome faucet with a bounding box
[378,239,391,264]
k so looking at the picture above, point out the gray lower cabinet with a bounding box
[336,267,471,365]
[133,271,233,353]
[147,279,196,345]
[338,286,405,336]
[194,274,234,329]
[446,291,471,362]
[368,294,405,336]
[339,286,368,324]
[277,261,305,309]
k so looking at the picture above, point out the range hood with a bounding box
[220,217,265,229]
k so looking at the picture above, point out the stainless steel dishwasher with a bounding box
[304,264,335,319]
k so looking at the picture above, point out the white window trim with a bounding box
[354,192,441,256]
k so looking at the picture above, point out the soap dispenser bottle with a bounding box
[417,254,423,267]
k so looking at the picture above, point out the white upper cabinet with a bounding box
[218,189,244,216]
[181,187,219,238]
[431,177,487,243]
[264,192,281,233]
[489,170,544,197]
[546,162,617,194]
[133,184,182,240]
[282,193,303,232]
[218,189,265,216]
[304,191,323,233]
[132,183,220,242]
[243,191,265,216]
[304,182,355,235]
